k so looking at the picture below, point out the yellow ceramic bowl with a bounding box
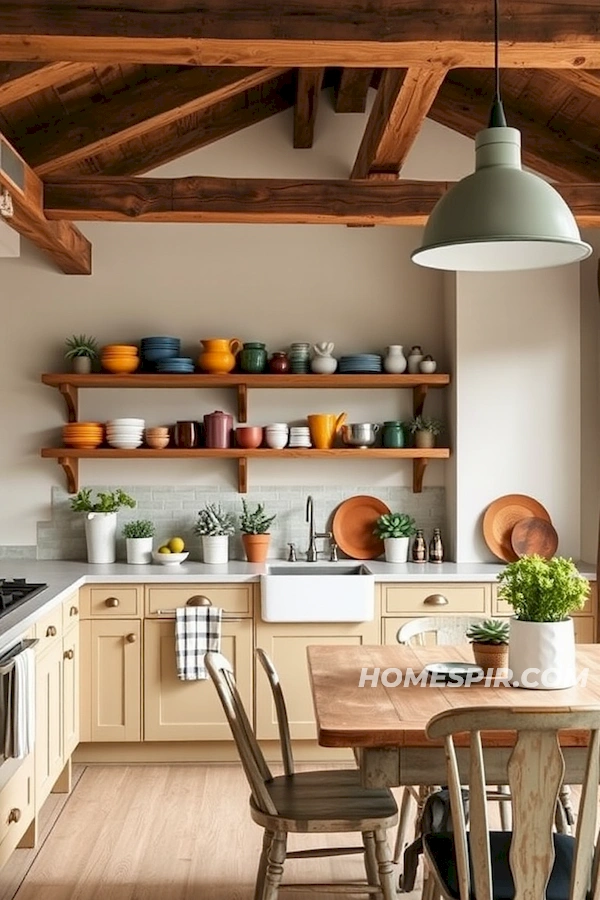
[101,344,139,355]
[101,356,140,374]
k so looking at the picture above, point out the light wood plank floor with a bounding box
[0,765,418,900]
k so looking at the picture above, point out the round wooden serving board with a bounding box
[332,495,390,560]
[482,494,552,562]
[510,516,559,559]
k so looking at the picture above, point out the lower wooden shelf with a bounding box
[41,446,450,494]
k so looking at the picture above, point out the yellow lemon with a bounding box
[168,537,185,553]
[158,546,171,554]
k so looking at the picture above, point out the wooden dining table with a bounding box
[307,643,600,789]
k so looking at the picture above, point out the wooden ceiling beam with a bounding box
[25,66,286,178]
[351,67,449,179]
[334,69,374,113]
[0,61,92,106]
[42,175,600,228]
[293,68,325,149]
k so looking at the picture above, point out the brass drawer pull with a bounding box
[423,594,449,606]
[8,808,20,824]
[186,596,212,607]
[70,606,79,617]
[46,625,57,637]
[105,597,120,608]
[64,649,74,660]
[126,633,137,643]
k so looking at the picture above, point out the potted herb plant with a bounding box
[407,415,443,449]
[497,554,589,690]
[70,488,136,564]
[239,500,276,563]
[64,334,99,374]
[466,619,510,672]
[373,512,417,563]
[194,502,236,565]
[122,519,155,565]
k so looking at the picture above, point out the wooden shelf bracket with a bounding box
[413,458,428,493]
[413,384,428,418]
[237,383,248,423]
[237,457,248,493]
[59,383,78,422]
[58,456,79,493]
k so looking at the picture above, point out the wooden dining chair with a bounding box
[206,650,398,900]
[422,704,600,900]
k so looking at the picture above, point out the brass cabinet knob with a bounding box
[64,649,74,660]
[8,808,21,824]
[46,625,57,637]
[105,597,120,608]
[70,606,79,617]
[423,593,449,606]
[126,633,137,643]
[186,595,212,607]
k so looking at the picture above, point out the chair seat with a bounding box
[250,769,398,833]
[424,831,575,900]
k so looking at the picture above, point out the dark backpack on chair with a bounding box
[401,787,470,892]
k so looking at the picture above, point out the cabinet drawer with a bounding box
[62,593,80,631]
[0,755,34,866]
[79,585,142,618]
[146,584,254,617]
[573,617,596,643]
[34,605,62,649]
[492,581,596,617]
[382,583,489,615]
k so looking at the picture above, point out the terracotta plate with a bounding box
[482,494,552,562]
[332,495,390,560]
[510,516,559,560]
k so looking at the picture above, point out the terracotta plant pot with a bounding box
[472,642,509,673]
[242,533,271,563]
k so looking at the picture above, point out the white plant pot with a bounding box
[84,512,117,564]
[72,356,92,374]
[202,535,229,565]
[125,537,153,565]
[508,617,577,690]
[383,537,410,563]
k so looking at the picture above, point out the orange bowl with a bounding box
[235,426,264,449]
[101,356,140,374]
[101,344,138,355]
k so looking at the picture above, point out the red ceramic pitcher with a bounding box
[204,410,233,448]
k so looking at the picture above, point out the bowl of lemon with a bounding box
[152,536,189,565]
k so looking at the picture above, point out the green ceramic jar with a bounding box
[240,342,267,373]
[382,420,405,448]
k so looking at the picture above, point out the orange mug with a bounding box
[307,413,347,449]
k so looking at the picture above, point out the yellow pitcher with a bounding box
[198,338,242,374]
[307,412,347,449]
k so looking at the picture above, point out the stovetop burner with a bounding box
[0,579,48,615]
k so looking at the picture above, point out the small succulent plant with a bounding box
[466,619,510,646]
[407,415,443,435]
[122,519,155,539]
[194,502,236,536]
[239,500,276,535]
[64,334,100,360]
[373,512,417,540]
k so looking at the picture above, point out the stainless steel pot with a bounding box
[340,423,380,448]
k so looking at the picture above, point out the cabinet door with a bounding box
[255,619,379,741]
[80,619,141,742]
[35,641,63,809]
[62,624,79,758]
[144,618,252,741]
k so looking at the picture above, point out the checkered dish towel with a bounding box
[175,606,222,680]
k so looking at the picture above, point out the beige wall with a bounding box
[580,232,600,565]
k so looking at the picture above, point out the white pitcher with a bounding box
[84,512,117,564]
[383,345,407,374]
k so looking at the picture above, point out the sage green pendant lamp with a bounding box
[411,0,592,272]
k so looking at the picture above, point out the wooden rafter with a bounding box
[293,68,324,149]
[351,67,449,179]
[25,66,287,178]
[334,68,374,113]
[0,61,93,106]
[42,176,600,228]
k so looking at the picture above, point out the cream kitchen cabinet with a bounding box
[35,630,64,808]
[63,618,80,761]
[492,581,598,642]
[0,755,35,869]
[255,618,380,741]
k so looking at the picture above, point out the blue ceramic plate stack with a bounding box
[338,354,383,374]
[155,356,196,374]
[140,336,181,370]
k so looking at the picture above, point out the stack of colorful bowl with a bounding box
[63,422,104,449]
[140,336,181,370]
[106,418,145,449]
[144,426,170,449]
[101,344,140,374]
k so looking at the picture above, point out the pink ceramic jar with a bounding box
[203,410,233,448]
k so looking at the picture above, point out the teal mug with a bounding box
[240,342,267,373]
[382,421,405,448]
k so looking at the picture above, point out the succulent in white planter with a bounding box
[64,334,99,374]
[70,488,136,564]
[373,512,417,563]
[194,503,236,565]
[122,519,155,565]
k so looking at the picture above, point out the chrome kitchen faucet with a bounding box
[305,495,332,562]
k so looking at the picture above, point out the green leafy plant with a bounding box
[122,519,155,539]
[194,502,236,536]
[69,488,136,513]
[239,500,276,535]
[64,334,99,360]
[407,415,443,435]
[466,619,509,645]
[497,555,589,623]
[373,512,417,540]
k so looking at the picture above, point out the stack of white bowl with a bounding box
[265,423,289,449]
[288,426,311,448]
[106,418,145,449]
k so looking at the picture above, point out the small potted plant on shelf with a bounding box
[497,554,589,690]
[194,502,236,565]
[122,518,155,565]
[239,500,276,563]
[64,334,99,374]
[70,488,136,564]
[407,415,443,449]
[466,619,510,672]
[373,512,417,563]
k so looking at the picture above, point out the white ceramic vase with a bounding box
[85,512,117,564]
[73,356,92,374]
[126,537,153,565]
[383,537,410,563]
[202,535,229,565]
[508,617,577,690]
[383,345,407,374]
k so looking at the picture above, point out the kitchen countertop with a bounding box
[0,558,595,647]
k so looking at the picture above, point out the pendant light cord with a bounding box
[488,0,507,127]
